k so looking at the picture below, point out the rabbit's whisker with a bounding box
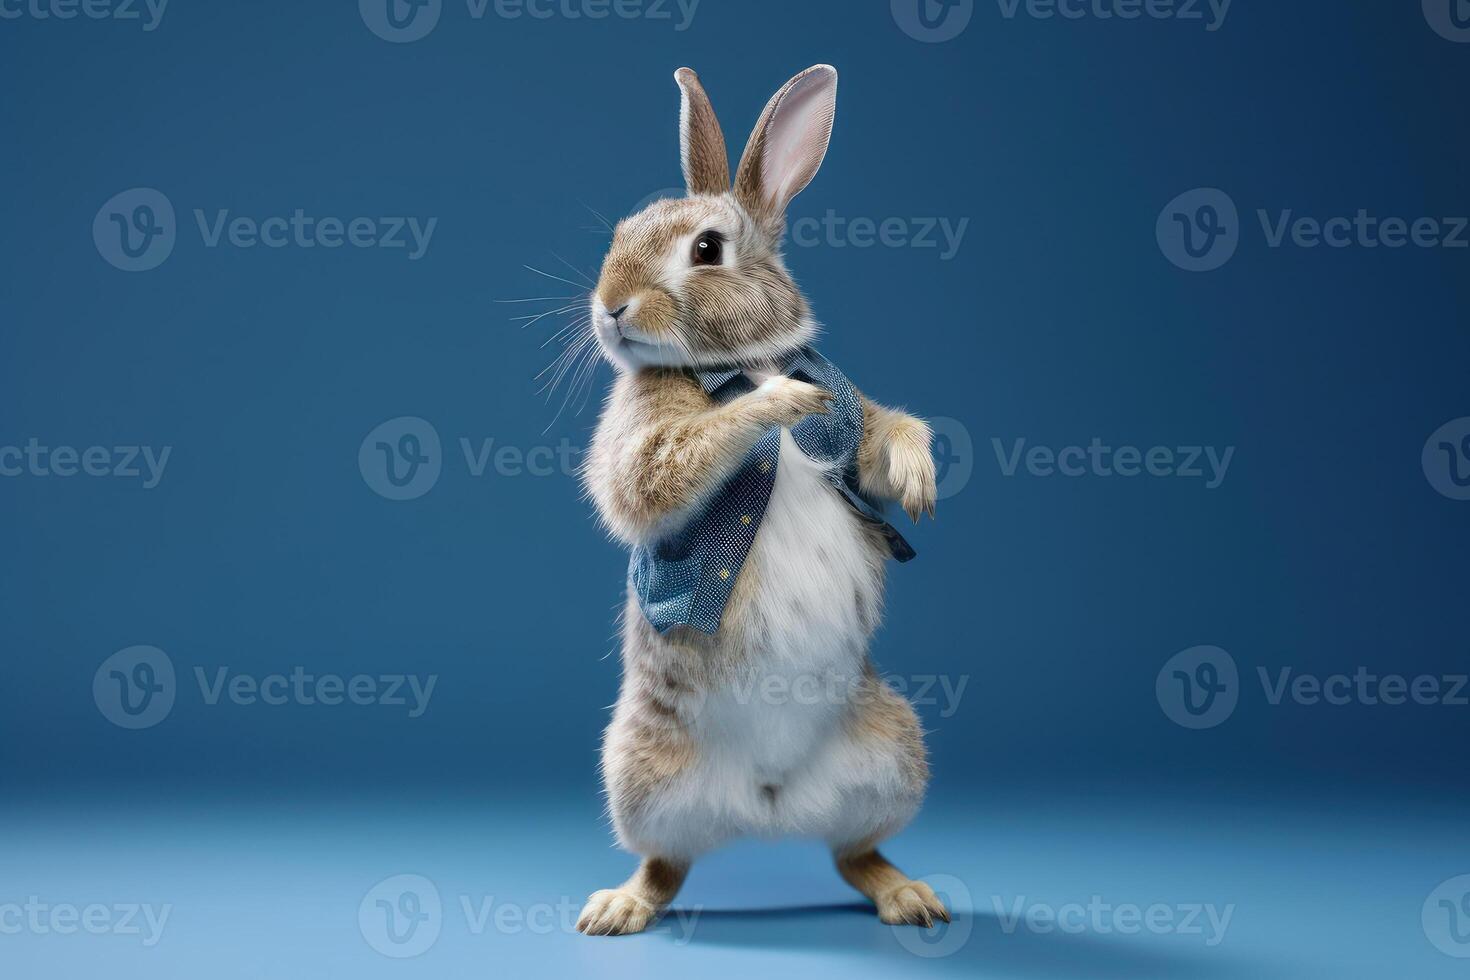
[568,338,603,416]
[538,337,589,387]
[516,303,586,330]
[539,328,596,389]
[544,334,601,430]
[549,251,597,288]
[524,264,592,291]
[543,315,592,348]
[580,201,615,233]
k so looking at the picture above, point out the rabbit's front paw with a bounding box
[887,418,937,522]
[756,376,833,429]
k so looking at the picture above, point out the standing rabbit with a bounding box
[577,64,946,936]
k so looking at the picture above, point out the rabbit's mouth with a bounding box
[595,322,682,371]
[592,302,686,368]
[611,332,679,363]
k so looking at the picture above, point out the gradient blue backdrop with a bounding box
[2,2,1467,978]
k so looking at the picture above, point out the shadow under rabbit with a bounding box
[644,904,1276,980]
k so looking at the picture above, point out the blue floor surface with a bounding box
[3,789,1463,978]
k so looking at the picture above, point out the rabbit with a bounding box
[575,64,946,937]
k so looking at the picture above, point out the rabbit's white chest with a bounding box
[693,428,884,778]
[744,427,883,658]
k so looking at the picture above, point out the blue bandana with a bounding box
[630,346,916,636]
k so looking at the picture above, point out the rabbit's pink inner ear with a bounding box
[676,68,730,196]
[735,65,838,219]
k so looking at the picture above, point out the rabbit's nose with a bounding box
[609,304,630,320]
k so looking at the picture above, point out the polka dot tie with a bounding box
[630,346,916,635]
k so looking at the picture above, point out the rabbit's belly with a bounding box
[693,429,885,780]
[626,432,897,849]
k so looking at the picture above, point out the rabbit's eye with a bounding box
[691,232,724,266]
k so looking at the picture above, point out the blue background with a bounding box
[2,2,1467,977]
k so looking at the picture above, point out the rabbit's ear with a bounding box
[675,68,730,196]
[734,65,837,219]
